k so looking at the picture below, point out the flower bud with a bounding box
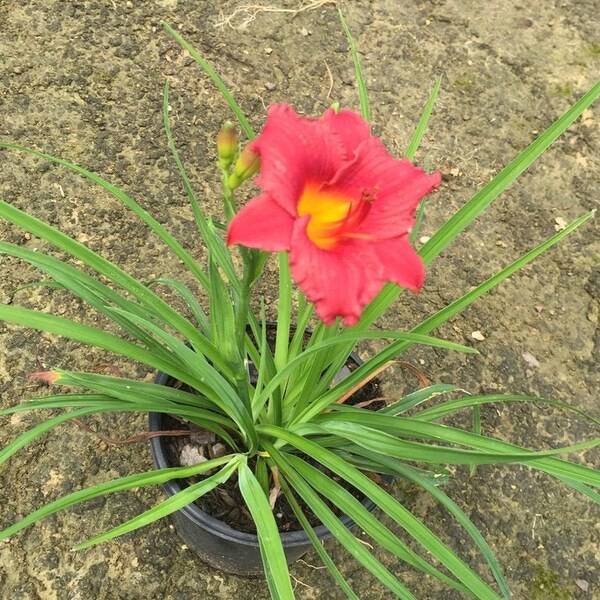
[228,144,261,188]
[216,121,239,169]
[28,370,61,384]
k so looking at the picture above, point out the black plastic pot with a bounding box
[149,354,381,577]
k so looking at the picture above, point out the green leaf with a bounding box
[0,144,209,290]
[162,22,255,140]
[284,452,474,597]
[252,330,474,424]
[351,449,512,600]
[252,303,269,403]
[405,77,442,161]
[162,80,240,293]
[0,304,184,379]
[238,461,295,600]
[0,405,116,467]
[410,198,427,245]
[0,454,236,541]
[0,394,122,416]
[313,412,600,487]
[8,280,64,295]
[255,456,269,498]
[258,425,514,600]
[411,211,595,342]
[555,477,600,506]
[277,473,361,600]
[357,79,600,329]
[274,253,292,374]
[287,322,342,422]
[420,79,600,264]
[0,198,208,352]
[287,291,313,363]
[338,9,370,122]
[146,276,209,333]
[413,393,600,428]
[377,384,456,415]
[470,404,482,476]
[317,420,600,465]
[0,240,174,357]
[207,256,239,370]
[75,458,241,549]
[265,443,419,600]
[308,211,595,428]
[269,253,293,425]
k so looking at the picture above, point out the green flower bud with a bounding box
[228,144,261,188]
[216,121,239,169]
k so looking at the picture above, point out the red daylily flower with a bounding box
[227,103,441,326]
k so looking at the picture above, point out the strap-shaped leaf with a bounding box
[147,276,209,333]
[311,420,600,465]
[252,330,474,422]
[23,373,238,448]
[0,143,208,290]
[376,384,457,415]
[0,453,237,541]
[75,458,241,549]
[350,449,512,599]
[405,77,442,161]
[300,211,595,426]
[207,256,240,370]
[284,452,474,596]
[162,22,255,140]
[237,461,295,600]
[0,305,188,380]
[0,241,174,356]
[359,79,600,328]
[277,473,361,600]
[265,443,419,600]
[162,80,240,293]
[0,404,117,467]
[338,9,370,122]
[413,393,600,427]
[315,412,600,487]
[258,425,509,600]
[0,198,208,352]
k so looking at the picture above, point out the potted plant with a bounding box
[1,13,599,599]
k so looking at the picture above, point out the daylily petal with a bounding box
[322,107,371,161]
[289,220,383,326]
[227,193,294,251]
[362,170,441,238]
[327,137,441,238]
[371,236,425,292]
[253,104,342,214]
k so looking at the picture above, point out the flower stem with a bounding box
[220,168,236,222]
[232,248,263,416]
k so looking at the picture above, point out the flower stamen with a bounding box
[298,184,376,250]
